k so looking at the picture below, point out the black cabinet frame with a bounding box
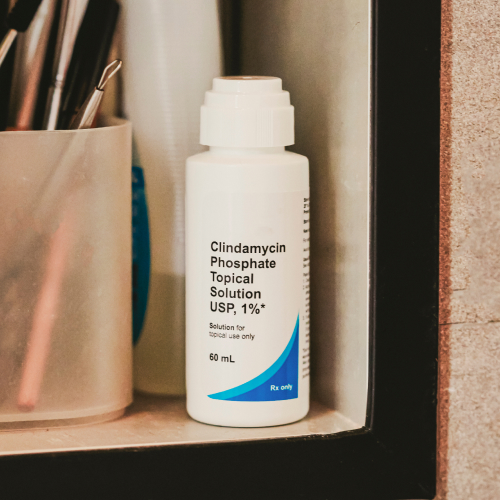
[0,1,440,498]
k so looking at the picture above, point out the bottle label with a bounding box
[193,191,310,402]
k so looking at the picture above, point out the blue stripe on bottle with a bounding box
[208,315,299,402]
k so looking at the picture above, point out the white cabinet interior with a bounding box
[241,0,371,425]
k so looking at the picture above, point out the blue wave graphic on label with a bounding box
[208,316,299,401]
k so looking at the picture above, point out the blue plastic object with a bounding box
[132,165,150,344]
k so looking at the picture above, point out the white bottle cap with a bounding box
[200,76,294,147]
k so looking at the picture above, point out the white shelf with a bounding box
[0,394,360,456]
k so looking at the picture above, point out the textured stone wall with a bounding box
[439,0,500,498]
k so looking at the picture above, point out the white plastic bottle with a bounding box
[186,77,310,427]
[121,0,222,395]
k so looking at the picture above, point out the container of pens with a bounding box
[0,117,132,427]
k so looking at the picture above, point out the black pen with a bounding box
[0,0,15,130]
[42,0,87,130]
[0,0,42,68]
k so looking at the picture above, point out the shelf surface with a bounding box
[0,394,360,456]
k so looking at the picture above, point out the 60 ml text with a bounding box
[209,353,235,363]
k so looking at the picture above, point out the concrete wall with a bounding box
[438,0,500,498]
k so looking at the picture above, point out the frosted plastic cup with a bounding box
[0,117,132,428]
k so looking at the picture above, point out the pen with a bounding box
[42,0,87,130]
[0,0,42,68]
[0,0,15,130]
[9,0,57,130]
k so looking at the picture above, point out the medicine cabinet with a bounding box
[0,1,439,498]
